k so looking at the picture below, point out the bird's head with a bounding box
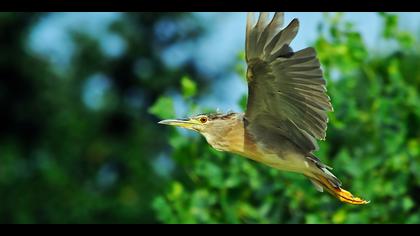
[158,112,240,148]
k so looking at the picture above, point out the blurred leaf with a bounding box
[148,96,175,119]
[238,94,247,110]
[181,75,197,98]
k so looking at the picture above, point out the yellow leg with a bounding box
[313,174,369,205]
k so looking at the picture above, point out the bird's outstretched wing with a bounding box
[244,12,333,154]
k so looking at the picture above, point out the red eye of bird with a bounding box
[199,117,208,123]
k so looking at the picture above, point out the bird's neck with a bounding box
[206,115,261,160]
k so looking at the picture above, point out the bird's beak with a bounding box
[158,118,199,130]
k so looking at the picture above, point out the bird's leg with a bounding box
[310,174,369,205]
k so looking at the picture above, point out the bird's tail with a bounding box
[306,163,369,205]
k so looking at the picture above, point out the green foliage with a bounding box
[380,12,415,48]
[152,13,420,223]
[148,96,175,119]
[0,12,207,223]
[181,75,197,98]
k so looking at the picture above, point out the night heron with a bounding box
[159,12,368,205]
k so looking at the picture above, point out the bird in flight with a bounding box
[159,12,368,205]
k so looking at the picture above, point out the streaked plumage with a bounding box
[159,12,368,205]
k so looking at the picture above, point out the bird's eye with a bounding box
[199,117,208,123]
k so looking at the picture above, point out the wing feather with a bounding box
[244,12,333,153]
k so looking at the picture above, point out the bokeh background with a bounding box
[1,12,420,224]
